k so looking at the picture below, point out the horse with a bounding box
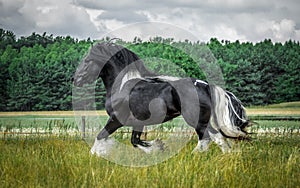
[73,42,251,153]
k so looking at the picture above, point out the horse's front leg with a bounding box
[193,123,232,153]
[96,115,123,140]
[91,115,123,156]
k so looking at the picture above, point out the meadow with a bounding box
[0,103,300,187]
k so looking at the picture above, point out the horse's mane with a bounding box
[86,42,156,78]
[85,43,137,64]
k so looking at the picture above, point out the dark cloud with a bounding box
[32,2,100,39]
[0,0,36,36]
[98,11,148,23]
[72,0,135,11]
[73,0,273,14]
[0,0,100,39]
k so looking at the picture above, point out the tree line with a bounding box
[0,28,299,111]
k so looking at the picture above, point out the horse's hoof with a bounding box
[138,140,151,147]
[154,139,165,151]
[137,139,165,154]
[90,138,115,156]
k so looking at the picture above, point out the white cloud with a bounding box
[0,0,99,39]
[83,8,106,32]
[36,5,58,14]
[255,19,300,42]
[271,19,297,42]
[102,22,200,42]
[213,24,246,41]
[0,0,299,42]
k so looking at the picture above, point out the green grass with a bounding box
[247,101,300,109]
[249,120,300,135]
[1,107,300,187]
[1,135,299,187]
[265,101,300,108]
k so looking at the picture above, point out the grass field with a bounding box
[1,135,299,187]
[0,103,300,187]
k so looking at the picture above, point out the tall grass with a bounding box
[1,109,299,187]
[1,135,299,187]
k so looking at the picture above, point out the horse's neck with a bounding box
[100,61,155,95]
[100,65,141,95]
[100,73,116,95]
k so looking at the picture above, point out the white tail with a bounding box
[209,85,247,138]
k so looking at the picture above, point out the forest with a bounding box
[0,28,299,111]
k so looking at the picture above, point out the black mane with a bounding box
[90,43,155,78]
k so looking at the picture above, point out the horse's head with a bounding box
[73,57,101,87]
[73,43,120,87]
[73,42,147,87]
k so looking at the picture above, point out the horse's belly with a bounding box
[128,81,180,123]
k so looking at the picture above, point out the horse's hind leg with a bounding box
[131,125,165,153]
[191,106,212,153]
[192,124,212,153]
[131,125,151,147]
[209,131,231,153]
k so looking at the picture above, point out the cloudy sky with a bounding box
[1,0,299,42]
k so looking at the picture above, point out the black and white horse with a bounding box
[73,42,251,153]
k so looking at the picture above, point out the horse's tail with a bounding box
[209,84,248,139]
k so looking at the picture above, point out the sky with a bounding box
[1,0,300,42]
